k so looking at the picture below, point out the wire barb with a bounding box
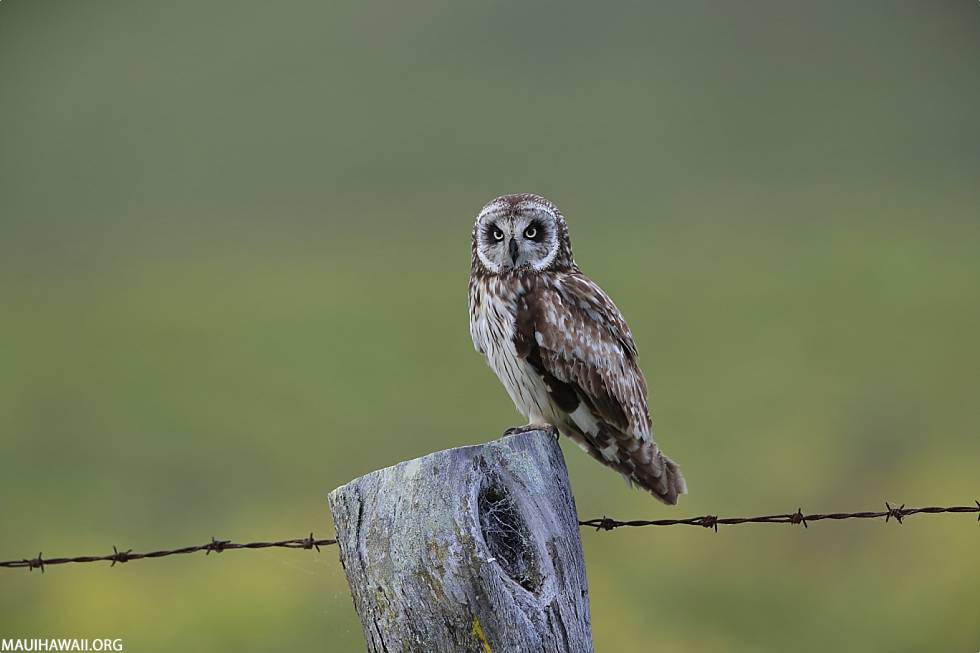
[110,546,132,567]
[205,538,230,555]
[25,553,44,574]
[885,502,905,525]
[302,533,320,551]
[790,508,808,528]
[591,516,616,532]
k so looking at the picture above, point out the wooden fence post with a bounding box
[328,430,594,652]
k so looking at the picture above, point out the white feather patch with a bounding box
[568,403,600,436]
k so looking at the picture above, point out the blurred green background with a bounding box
[2,1,979,650]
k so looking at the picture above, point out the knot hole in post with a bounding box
[477,474,542,593]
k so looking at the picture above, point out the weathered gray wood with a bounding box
[328,430,593,653]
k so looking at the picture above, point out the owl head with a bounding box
[471,194,577,275]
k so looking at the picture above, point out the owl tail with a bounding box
[629,441,687,505]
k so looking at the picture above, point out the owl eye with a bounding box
[523,225,538,240]
[490,227,504,241]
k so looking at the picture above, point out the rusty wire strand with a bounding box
[2,502,977,573]
[578,502,980,532]
[0,534,336,573]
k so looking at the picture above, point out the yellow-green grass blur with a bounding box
[1,1,979,651]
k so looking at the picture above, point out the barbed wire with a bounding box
[2,501,976,573]
[578,501,980,531]
[0,534,336,573]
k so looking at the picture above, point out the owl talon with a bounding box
[502,424,560,440]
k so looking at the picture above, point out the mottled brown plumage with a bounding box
[468,194,686,504]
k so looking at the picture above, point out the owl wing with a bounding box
[515,273,650,438]
[514,273,686,504]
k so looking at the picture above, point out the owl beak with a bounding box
[509,238,519,265]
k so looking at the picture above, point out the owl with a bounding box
[468,193,686,504]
